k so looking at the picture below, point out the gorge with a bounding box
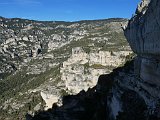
[28,0,160,120]
[0,0,160,120]
[0,16,131,119]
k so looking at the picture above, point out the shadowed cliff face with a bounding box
[125,0,160,56]
[125,0,160,86]
[27,60,152,120]
[27,61,145,120]
[123,0,160,119]
[27,0,160,119]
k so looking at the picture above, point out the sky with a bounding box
[0,0,141,21]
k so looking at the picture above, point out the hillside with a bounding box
[0,17,132,120]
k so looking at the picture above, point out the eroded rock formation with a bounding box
[125,0,160,88]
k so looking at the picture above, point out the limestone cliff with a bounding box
[125,0,160,55]
[120,0,160,118]
[125,0,160,86]
[107,0,160,119]
[61,47,131,93]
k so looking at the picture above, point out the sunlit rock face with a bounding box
[136,0,151,14]
[61,47,131,94]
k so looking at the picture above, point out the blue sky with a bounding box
[0,0,141,21]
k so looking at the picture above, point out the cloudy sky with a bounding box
[0,0,141,21]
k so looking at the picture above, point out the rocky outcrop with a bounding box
[61,47,131,93]
[125,0,160,55]
[125,0,160,89]
[123,0,160,118]
[107,0,160,118]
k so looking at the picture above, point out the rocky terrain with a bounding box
[26,0,160,120]
[124,0,160,113]
[61,48,131,93]
[0,16,132,119]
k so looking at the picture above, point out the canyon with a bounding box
[28,0,160,120]
[0,17,131,119]
[1,0,160,120]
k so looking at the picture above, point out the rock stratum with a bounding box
[27,0,160,120]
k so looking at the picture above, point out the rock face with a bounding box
[122,0,160,118]
[105,1,160,118]
[107,0,160,119]
[125,0,159,55]
[61,47,131,93]
[125,0,160,86]
[40,92,59,110]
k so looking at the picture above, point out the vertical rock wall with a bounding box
[125,0,160,86]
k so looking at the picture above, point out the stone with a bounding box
[125,0,160,86]
[40,92,59,110]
